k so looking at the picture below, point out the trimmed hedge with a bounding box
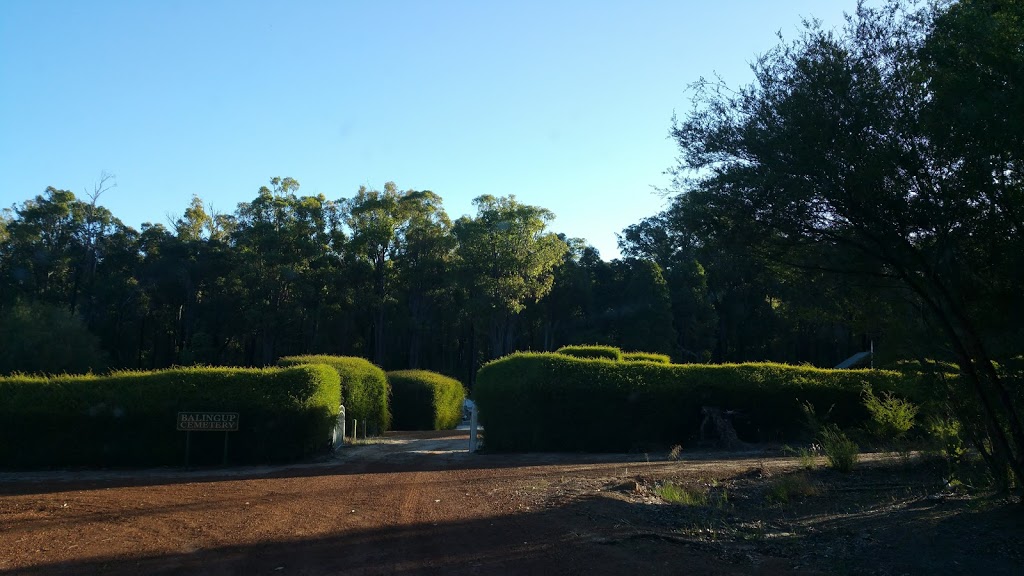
[474,353,918,452]
[279,355,391,434]
[555,345,623,361]
[556,346,670,364]
[0,365,340,467]
[623,351,671,364]
[387,370,466,431]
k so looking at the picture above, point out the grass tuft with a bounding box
[765,473,820,504]
[656,481,729,509]
[783,444,821,470]
[668,444,683,461]
[656,482,708,506]
[819,425,859,473]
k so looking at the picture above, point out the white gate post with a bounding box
[334,405,346,449]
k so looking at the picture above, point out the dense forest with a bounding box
[2,0,1021,391]
[0,176,885,382]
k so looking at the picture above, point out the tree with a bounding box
[617,259,678,357]
[233,178,338,364]
[174,195,212,242]
[341,183,455,367]
[531,237,599,351]
[0,301,107,375]
[0,209,9,246]
[454,195,568,361]
[392,190,456,369]
[1,188,88,308]
[71,172,118,319]
[620,210,718,361]
[667,0,1024,489]
[341,183,405,365]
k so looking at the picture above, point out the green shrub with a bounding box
[863,388,918,441]
[279,355,390,435]
[656,481,729,509]
[475,352,920,452]
[0,364,340,467]
[797,399,830,438]
[0,301,107,375]
[765,472,820,504]
[387,370,465,431]
[927,416,969,476]
[622,351,671,364]
[819,424,859,473]
[554,345,623,361]
[656,482,708,506]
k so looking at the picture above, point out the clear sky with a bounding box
[1,0,859,260]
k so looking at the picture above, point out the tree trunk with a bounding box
[901,267,1024,492]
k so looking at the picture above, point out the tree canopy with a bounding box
[662,0,1024,490]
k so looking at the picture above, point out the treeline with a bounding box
[1,177,883,380]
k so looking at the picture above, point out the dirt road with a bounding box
[0,431,725,575]
[1,430,1019,575]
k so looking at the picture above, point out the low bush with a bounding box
[863,388,918,441]
[656,482,708,506]
[279,355,390,435]
[474,352,920,452]
[622,352,671,364]
[656,481,729,509]
[0,364,340,467]
[387,370,465,431]
[819,424,859,472]
[927,416,969,478]
[554,345,623,361]
[765,472,820,504]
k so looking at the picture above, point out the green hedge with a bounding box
[0,365,340,467]
[474,353,918,452]
[555,345,623,361]
[622,352,671,364]
[279,355,391,435]
[387,370,466,431]
[555,346,670,364]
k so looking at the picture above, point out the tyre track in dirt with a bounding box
[0,430,775,575]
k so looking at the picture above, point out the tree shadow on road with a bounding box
[0,428,773,497]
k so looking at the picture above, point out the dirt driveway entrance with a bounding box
[1,430,1019,575]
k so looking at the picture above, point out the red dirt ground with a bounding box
[1,430,1020,575]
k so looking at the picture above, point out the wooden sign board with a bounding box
[177,412,239,432]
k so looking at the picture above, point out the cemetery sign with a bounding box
[177,411,239,432]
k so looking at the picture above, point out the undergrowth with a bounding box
[656,481,729,508]
[819,424,859,473]
[764,473,820,504]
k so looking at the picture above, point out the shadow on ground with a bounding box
[0,429,775,497]
[4,495,800,576]
[9,485,1021,576]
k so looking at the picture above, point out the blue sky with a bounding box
[1,0,858,259]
